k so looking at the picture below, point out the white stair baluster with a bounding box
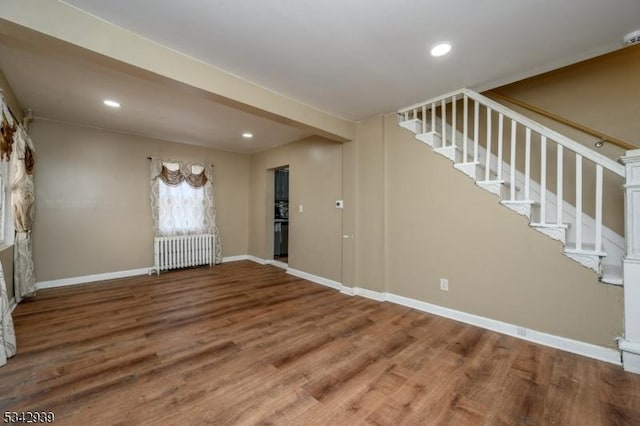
[576,154,583,250]
[510,120,516,201]
[422,105,426,132]
[431,102,436,133]
[485,107,492,181]
[497,113,504,180]
[452,96,457,149]
[556,145,563,225]
[595,164,603,252]
[473,100,479,163]
[441,99,447,146]
[463,94,468,162]
[540,135,547,224]
[525,128,531,200]
[403,111,408,121]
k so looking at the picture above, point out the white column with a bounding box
[619,149,640,374]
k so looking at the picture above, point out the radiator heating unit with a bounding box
[153,234,215,274]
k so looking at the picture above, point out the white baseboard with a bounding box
[269,260,288,270]
[197,255,624,366]
[222,255,249,263]
[350,286,387,302]
[311,276,621,365]
[247,255,268,265]
[36,267,151,290]
[383,292,621,366]
[286,268,343,291]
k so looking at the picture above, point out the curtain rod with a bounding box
[147,156,214,167]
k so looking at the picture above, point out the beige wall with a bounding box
[31,119,250,281]
[249,136,343,282]
[382,113,622,347]
[354,117,386,292]
[478,45,640,236]
[494,44,640,153]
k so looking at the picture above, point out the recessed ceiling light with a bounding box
[242,132,253,139]
[103,99,121,108]
[430,43,452,57]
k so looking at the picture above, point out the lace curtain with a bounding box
[12,126,36,302]
[150,159,222,263]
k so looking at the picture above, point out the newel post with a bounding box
[620,149,640,373]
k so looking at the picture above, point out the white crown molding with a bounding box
[36,267,151,290]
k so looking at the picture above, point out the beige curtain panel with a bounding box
[12,126,36,302]
[150,158,222,263]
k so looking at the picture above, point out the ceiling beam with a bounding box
[0,0,355,142]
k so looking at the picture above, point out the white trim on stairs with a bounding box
[411,116,625,279]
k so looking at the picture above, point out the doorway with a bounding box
[273,167,289,264]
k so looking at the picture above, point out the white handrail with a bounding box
[398,89,463,113]
[398,88,625,177]
[464,90,625,177]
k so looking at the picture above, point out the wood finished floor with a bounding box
[2,261,640,425]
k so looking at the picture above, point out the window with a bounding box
[153,161,210,236]
[158,175,206,235]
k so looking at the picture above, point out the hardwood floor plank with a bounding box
[1,261,639,425]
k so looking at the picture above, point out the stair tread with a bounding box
[501,199,537,205]
[433,145,455,151]
[477,179,505,184]
[600,264,623,285]
[564,244,607,256]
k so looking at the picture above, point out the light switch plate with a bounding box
[336,200,344,208]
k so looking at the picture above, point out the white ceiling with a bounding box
[0,32,312,154]
[1,1,639,153]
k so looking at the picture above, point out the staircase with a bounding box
[397,89,626,285]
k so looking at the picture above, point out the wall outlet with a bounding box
[298,204,304,213]
[440,278,449,291]
[335,200,344,208]
[517,327,527,337]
